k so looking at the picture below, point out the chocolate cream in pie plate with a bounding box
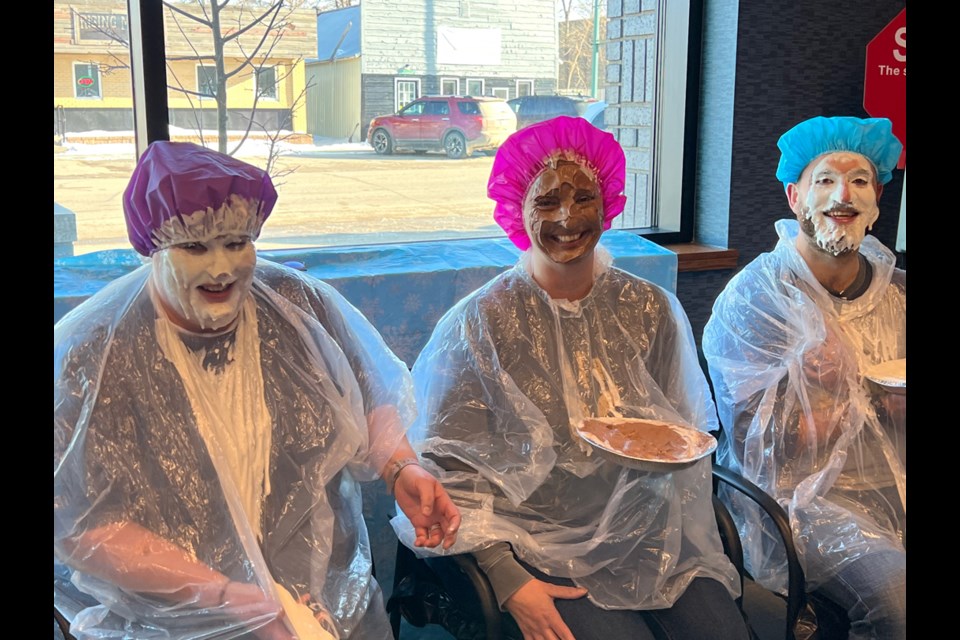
[576,417,717,472]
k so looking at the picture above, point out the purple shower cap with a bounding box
[488,115,626,250]
[123,141,278,256]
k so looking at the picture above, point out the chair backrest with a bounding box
[385,466,811,640]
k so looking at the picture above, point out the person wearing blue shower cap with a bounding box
[703,116,905,640]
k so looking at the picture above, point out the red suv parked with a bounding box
[367,96,517,159]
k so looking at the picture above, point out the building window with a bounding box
[516,80,534,97]
[491,87,509,100]
[256,67,278,101]
[73,63,102,99]
[395,78,420,112]
[440,78,459,96]
[197,65,217,98]
[466,78,484,96]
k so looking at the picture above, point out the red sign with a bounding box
[77,77,94,87]
[864,9,906,168]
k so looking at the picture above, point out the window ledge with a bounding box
[664,243,739,273]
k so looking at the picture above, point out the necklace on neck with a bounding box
[825,253,869,300]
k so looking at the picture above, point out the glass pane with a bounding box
[54,1,135,257]
[396,80,420,111]
[441,78,459,95]
[55,0,687,255]
[197,66,217,98]
[257,67,278,100]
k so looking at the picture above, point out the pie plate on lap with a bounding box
[576,416,717,472]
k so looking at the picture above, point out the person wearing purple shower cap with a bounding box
[391,117,749,640]
[54,141,460,640]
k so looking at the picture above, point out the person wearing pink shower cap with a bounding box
[392,117,750,640]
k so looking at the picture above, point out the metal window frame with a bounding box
[127,0,168,157]
[121,0,702,246]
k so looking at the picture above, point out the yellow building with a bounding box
[54,0,316,138]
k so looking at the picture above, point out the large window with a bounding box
[54,0,697,256]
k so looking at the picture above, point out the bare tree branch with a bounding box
[163,1,213,27]
[91,1,308,160]
[221,2,282,44]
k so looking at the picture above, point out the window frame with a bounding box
[255,66,278,101]
[440,77,459,95]
[465,78,484,97]
[196,64,217,99]
[123,0,702,249]
[491,87,509,100]
[640,0,700,244]
[72,62,102,99]
[394,77,421,112]
[515,79,534,97]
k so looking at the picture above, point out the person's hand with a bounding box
[220,581,294,640]
[504,579,587,640]
[393,464,462,549]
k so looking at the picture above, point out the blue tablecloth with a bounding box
[54,231,677,365]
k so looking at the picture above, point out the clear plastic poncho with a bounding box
[54,260,415,640]
[702,219,906,594]
[392,249,741,609]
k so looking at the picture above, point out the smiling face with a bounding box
[151,233,256,333]
[522,159,604,264]
[788,151,882,257]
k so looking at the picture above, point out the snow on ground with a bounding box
[56,126,372,158]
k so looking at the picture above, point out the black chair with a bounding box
[53,607,74,640]
[387,465,812,640]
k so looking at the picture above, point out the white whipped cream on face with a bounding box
[800,153,881,256]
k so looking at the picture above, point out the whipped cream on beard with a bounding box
[797,153,881,257]
[800,201,879,257]
[151,233,257,333]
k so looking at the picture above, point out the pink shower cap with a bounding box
[488,115,627,250]
[123,141,278,256]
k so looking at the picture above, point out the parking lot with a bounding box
[54,145,501,255]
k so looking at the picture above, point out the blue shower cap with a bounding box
[775,116,902,189]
